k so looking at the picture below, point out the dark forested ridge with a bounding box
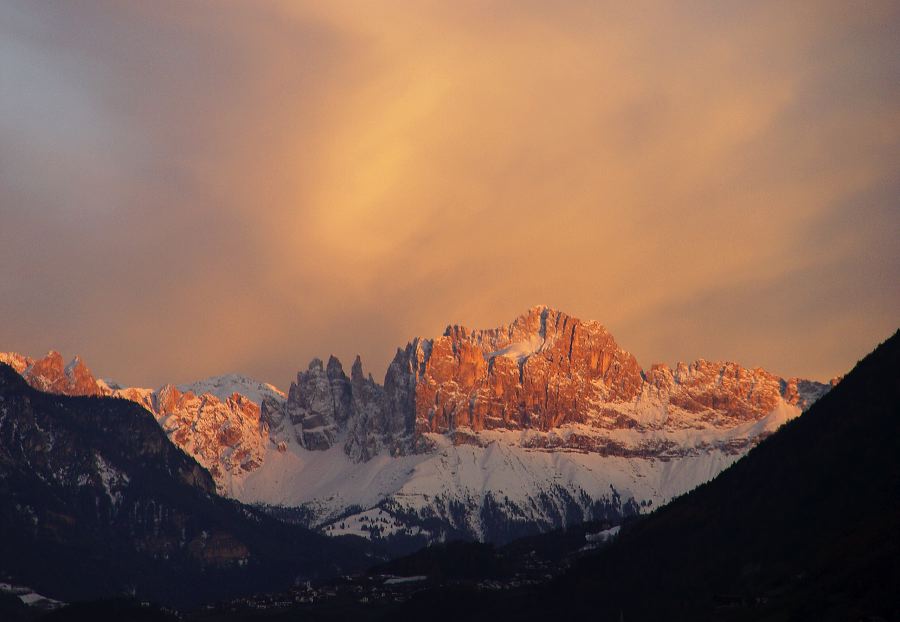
[0,364,374,608]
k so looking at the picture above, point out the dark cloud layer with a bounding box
[2,1,898,389]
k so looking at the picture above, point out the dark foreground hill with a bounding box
[0,363,374,608]
[389,331,900,621]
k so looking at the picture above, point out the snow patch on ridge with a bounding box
[488,333,550,362]
[177,374,286,405]
[234,438,429,511]
[0,583,64,609]
[95,453,129,506]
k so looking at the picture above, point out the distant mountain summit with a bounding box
[3,308,835,547]
[0,351,103,396]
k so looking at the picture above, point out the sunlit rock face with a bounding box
[151,384,270,487]
[265,307,649,455]
[308,306,831,457]
[389,306,645,435]
[243,307,835,478]
[2,351,104,396]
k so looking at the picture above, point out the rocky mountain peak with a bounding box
[8,350,104,397]
[27,350,65,381]
[176,374,285,405]
[0,351,33,374]
[278,355,351,451]
[153,383,185,416]
[64,354,101,392]
[443,305,556,349]
[326,355,345,379]
[351,355,365,383]
[390,307,643,435]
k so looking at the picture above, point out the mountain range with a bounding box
[2,306,835,550]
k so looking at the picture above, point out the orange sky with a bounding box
[1,1,898,389]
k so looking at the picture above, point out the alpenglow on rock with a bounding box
[1,351,104,397]
[259,306,832,459]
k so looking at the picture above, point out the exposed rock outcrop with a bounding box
[386,306,644,435]
[346,306,833,458]
[4,351,103,397]
[151,385,269,486]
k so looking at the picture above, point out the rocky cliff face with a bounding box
[151,385,270,488]
[407,307,644,434]
[259,307,646,457]
[261,354,407,462]
[388,307,835,443]
[280,356,354,451]
[1,351,103,397]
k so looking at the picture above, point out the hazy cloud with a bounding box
[2,1,898,388]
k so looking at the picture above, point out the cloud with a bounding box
[1,1,898,388]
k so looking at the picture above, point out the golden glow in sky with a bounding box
[1,1,898,388]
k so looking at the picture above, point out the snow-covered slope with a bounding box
[237,434,743,543]
[0,582,65,610]
[232,392,806,545]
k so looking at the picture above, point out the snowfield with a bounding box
[177,374,286,404]
[228,399,802,543]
